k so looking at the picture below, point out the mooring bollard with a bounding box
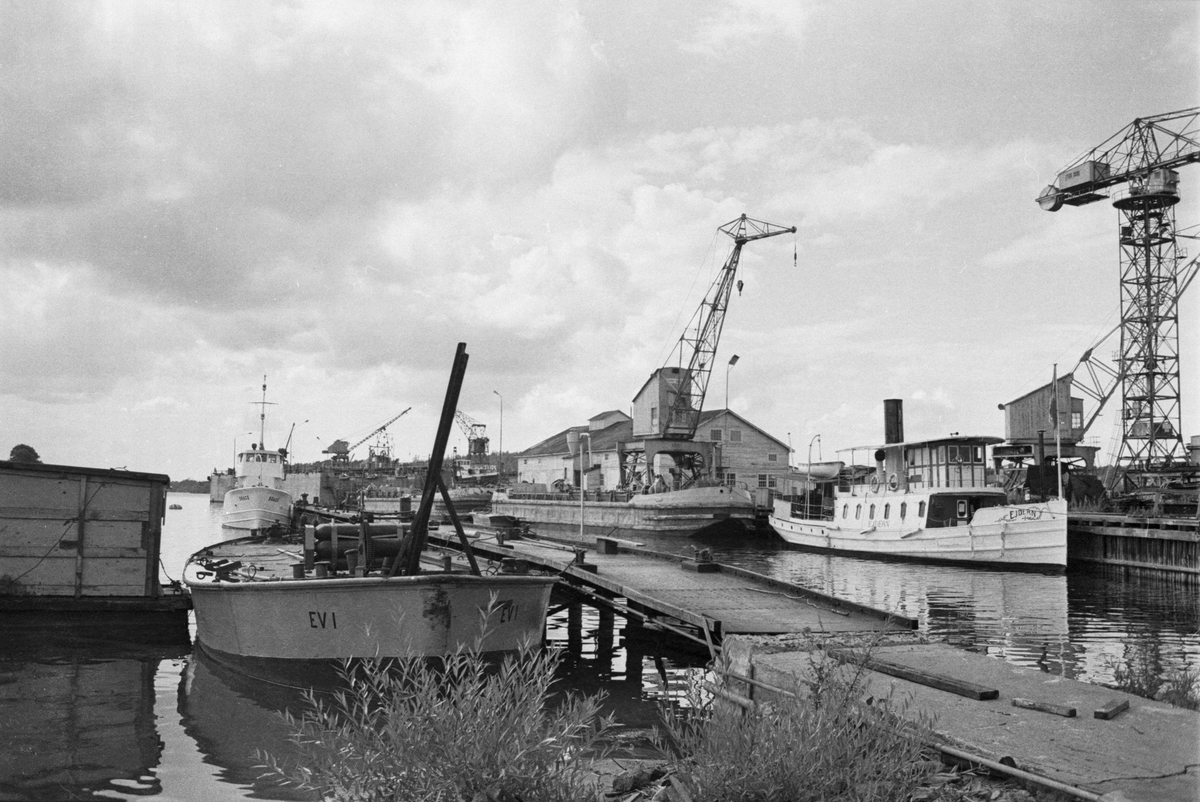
[314,561,330,578]
[292,564,305,579]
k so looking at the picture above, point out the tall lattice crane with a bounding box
[1036,108,1200,492]
[454,410,489,459]
[660,214,796,440]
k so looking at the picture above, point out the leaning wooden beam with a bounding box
[391,342,470,577]
[436,475,481,576]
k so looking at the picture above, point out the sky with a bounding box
[2,0,1198,481]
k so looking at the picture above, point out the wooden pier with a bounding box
[430,527,1199,802]
[427,530,916,649]
[1068,512,1199,576]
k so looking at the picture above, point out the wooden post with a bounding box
[436,475,481,575]
[74,476,88,599]
[567,602,583,654]
[597,606,615,660]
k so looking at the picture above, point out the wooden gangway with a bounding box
[426,531,915,647]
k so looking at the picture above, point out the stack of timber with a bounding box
[0,460,191,641]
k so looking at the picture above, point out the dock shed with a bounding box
[0,460,190,639]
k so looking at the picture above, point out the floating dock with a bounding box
[0,461,191,641]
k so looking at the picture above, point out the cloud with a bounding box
[681,0,812,57]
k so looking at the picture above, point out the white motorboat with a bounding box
[769,400,1067,570]
[221,379,293,532]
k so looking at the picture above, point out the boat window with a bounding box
[869,504,876,519]
[884,503,890,519]
[973,446,983,462]
[855,504,862,520]
[918,501,926,517]
[842,504,848,519]
[900,502,907,519]
[957,500,969,519]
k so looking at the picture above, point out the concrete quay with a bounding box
[724,637,1200,802]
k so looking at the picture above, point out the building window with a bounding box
[711,429,723,441]
[1072,411,1083,429]
[726,472,736,484]
[730,429,742,443]
[650,406,658,425]
[758,474,768,488]
[768,475,777,489]
[768,453,778,462]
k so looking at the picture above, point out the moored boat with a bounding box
[768,400,1067,570]
[184,534,556,664]
[491,481,756,539]
[221,378,293,532]
[186,343,559,668]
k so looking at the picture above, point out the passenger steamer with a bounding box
[768,400,1067,570]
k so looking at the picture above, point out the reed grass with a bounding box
[259,602,615,802]
[653,638,938,802]
[1109,657,1200,710]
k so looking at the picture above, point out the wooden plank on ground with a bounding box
[1013,697,1077,717]
[1094,699,1130,720]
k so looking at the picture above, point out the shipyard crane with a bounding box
[454,410,489,459]
[616,214,795,492]
[324,408,412,463]
[1036,108,1200,493]
[660,214,797,440]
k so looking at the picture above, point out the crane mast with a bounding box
[1037,108,1200,493]
[661,214,796,440]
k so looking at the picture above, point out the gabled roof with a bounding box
[518,408,789,457]
[519,418,634,457]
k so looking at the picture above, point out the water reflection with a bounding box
[0,632,187,801]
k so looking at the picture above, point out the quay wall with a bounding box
[1068,512,1199,576]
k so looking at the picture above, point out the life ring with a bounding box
[869,475,880,493]
[888,473,898,491]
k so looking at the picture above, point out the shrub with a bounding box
[654,639,936,802]
[260,606,615,802]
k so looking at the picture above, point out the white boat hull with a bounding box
[187,572,556,660]
[769,497,1067,569]
[221,485,292,531]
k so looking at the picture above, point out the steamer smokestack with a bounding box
[884,399,904,445]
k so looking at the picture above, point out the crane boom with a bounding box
[348,408,412,453]
[661,214,795,440]
[1037,108,1200,211]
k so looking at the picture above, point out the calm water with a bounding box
[1,492,1197,800]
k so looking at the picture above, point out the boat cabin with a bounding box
[236,443,286,487]
[790,436,1006,529]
